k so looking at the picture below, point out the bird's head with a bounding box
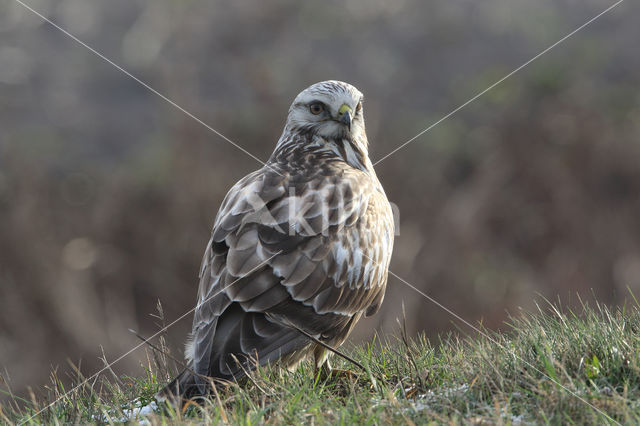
[285,80,366,144]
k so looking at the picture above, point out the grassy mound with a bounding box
[3,301,640,424]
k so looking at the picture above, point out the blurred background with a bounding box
[1,0,639,403]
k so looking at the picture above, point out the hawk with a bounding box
[159,81,394,402]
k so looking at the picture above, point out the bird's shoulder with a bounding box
[212,161,382,239]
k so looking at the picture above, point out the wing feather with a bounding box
[188,164,394,381]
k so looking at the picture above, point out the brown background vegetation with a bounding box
[1,0,639,402]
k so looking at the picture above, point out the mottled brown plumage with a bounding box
[159,81,394,402]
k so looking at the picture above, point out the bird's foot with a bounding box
[317,364,359,381]
[328,368,359,380]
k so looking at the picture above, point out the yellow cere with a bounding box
[338,104,352,115]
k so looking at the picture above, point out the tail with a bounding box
[155,370,203,407]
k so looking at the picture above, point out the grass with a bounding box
[2,300,640,425]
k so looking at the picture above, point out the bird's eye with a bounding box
[309,102,324,115]
[356,101,362,113]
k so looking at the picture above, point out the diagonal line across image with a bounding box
[373,0,625,167]
[18,251,283,425]
[9,0,627,423]
[383,266,620,424]
[11,0,281,175]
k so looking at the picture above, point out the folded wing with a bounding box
[188,165,393,387]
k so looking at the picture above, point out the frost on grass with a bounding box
[6,301,640,424]
[93,398,159,424]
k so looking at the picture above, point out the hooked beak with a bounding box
[337,104,352,131]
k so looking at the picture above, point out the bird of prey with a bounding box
[159,80,394,402]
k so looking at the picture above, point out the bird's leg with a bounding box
[317,358,332,379]
[314,347,332,379]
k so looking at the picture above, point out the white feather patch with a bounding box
[184,334,196,364]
